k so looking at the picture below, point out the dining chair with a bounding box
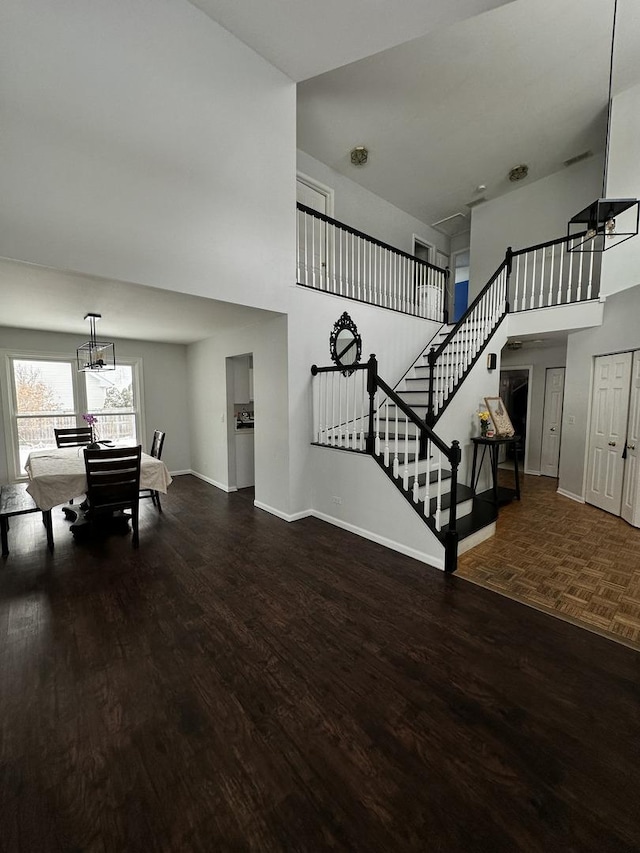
[140,430,165,512]
[83,445,142,547]
[54,427,93,448]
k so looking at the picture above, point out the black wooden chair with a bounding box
[54,427,93,448]
[140,430,165,512]
[83,446,142,547]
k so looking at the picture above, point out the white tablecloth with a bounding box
[24,447,173,511]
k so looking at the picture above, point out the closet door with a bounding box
[540,367,565,477]
[585,352,632,516]
[621,351,640,527]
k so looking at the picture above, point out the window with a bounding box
[84,365,138,446]
[12,359,77,473]
[3,353,144,479]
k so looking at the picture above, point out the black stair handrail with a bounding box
[430,255,510,363]
[424,226,594,424]
[430,225,592,364]
[311,354,461,572]
[511,228,588,257]
[297,202,448,275]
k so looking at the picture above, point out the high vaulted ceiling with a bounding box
[194,0,640,231]
[188,0,514,82]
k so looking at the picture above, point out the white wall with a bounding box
[469,157,603,299]
[501,342,567,475]
[187,314,291,516]
[559,285,640,501]
[286,285,442,515]
[0,0,295,313]
[310,448,445,570]
[297,151,449,258]
[600,83,640,297]
[0,326,190,481]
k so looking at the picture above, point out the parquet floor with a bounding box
[458,473,640,649]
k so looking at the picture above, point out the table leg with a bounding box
[43,510,54,553]
[470,443,479,493]
[513,440,521,500]
[491,445,499,507]
[1,516,8,556]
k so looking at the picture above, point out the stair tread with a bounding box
[408,469,451,487]
[441,494,498,539]
[428,484,475,513]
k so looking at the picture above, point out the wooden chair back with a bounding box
[83,446,142,547]
[150,430,165,459]
[54,427,93,448]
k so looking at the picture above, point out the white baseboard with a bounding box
[253,500,311,522]
[168,469,191,477]
[190,470,237,493]
[309,509,444,571]
[557,487,585,504]
[457,522,496,554]
[524,468,541,476]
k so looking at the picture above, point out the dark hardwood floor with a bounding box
[1,475,639,852]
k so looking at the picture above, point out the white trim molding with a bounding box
[310,509,445,571]
[190,470,237,492]
[557,487,585,504]
[254,500,311,523]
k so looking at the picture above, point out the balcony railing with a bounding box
[297,203,449,322]
[510,233,601,311]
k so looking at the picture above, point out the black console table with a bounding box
[470,435,521,507]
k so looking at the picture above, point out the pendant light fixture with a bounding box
[567,0,639,252]
[77,313,116,371]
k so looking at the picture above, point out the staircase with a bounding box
[308,226,599,572]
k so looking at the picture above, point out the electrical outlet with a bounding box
[331,495,342,505]
[568,415,576,425]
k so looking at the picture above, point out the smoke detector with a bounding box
[508,164,529,182]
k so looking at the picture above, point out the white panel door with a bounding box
[621,351,640,527]
[586,352,632,515]
[540,367,565,477]
[297,178,329,289]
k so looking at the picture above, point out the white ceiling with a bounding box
[295,0,640,227]
[0,258,281,345]
[188,0,514,82]
[4,0,639,343]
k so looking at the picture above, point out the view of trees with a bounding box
[15,363,61,413]
[104,383,134,409]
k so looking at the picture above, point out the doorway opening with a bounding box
[451,249,469,323]
[499,368,529,471]
[226,353,255,491]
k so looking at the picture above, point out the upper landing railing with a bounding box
[297,203,450,322]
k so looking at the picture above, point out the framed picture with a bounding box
[484,396,515,437]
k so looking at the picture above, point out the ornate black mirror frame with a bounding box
[329,312,362,376]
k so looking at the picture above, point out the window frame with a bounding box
[1,349,145,481]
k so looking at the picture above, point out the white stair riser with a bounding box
[404,495,474,527]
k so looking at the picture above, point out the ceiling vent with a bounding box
[431,212,469,237]
[506,340,523,351]
[563,150,593,168]
[508,164,529,182]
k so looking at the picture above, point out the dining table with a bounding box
[24,446,172,533]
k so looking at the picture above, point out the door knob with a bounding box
[550,427,556,432]
[608,441,616,447]
[629,444,636,450]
